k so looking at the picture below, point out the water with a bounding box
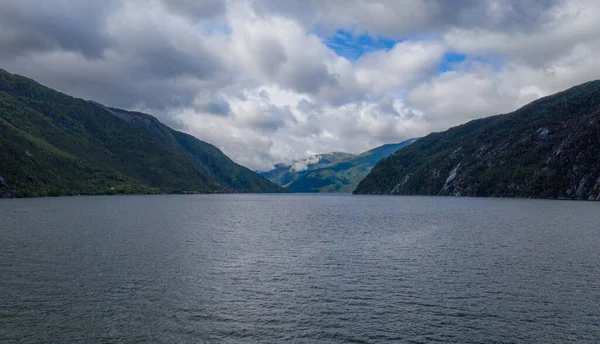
[1,194,599,343]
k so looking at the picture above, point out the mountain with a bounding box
[355,80,600,200]
[261,140,416,193]
[0,69,284,197]
[260,152,356,187]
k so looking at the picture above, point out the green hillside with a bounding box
[0,69,284,197]
[261,140,415,193]
[260,152,356,187]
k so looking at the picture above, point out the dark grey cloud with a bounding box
[0,0,226,114]
[377,96,401,117]
[133,40,220,80]
[242,105,297,132]
[246,34,340,99]
[196,95,231,116]
[207,101,231,116]
[253,0,563,37]
[297,99,319,113]
[11,55,201,112]
[0,0,116,58]
[161,0,226,20]
[4,53,222,115]
[433,0,563,32]
[282,60,338,95]
[254,37,288,77]
[259,90,270,100]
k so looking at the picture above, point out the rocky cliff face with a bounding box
[355,80,600,200]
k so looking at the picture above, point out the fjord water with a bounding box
[1,195,599,343]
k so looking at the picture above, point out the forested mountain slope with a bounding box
[261,140,415,193]
[0,69,283,197]
[355,80,600,200]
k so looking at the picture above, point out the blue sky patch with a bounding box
[321,29,503,75]
[323,29,400,60]
[438,53,506,73]
[438,52,467,72]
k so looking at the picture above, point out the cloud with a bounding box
[159,0,226,20]
[1,0,228,118]
[408,65,521,128]
[354,41,446,93]
[444,0,600,67]
[0,0,116,58]
[253,0,563,37]
[291,155,323,172]
[193,93,231,116]
[1,0,599,171]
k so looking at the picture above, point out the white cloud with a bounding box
[354,41,446,94]
[444,0,600,67]
[1,0,600,171]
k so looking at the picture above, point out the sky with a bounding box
[1,0,599,171]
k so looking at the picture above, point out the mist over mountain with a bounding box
[261,140,415,193]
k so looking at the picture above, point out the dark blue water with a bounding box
[1,195,599,343]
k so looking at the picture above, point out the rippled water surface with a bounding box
[1,194,599,343]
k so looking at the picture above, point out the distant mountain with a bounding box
[0,69,284,197]
[261,140,416,193]
[260,152,356,187]
[355,80,600,200]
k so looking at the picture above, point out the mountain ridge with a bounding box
[354,79,600,200]
[0,69,284,197]
[261,139,416,193]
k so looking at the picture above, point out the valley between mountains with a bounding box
[2,68,600,200]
